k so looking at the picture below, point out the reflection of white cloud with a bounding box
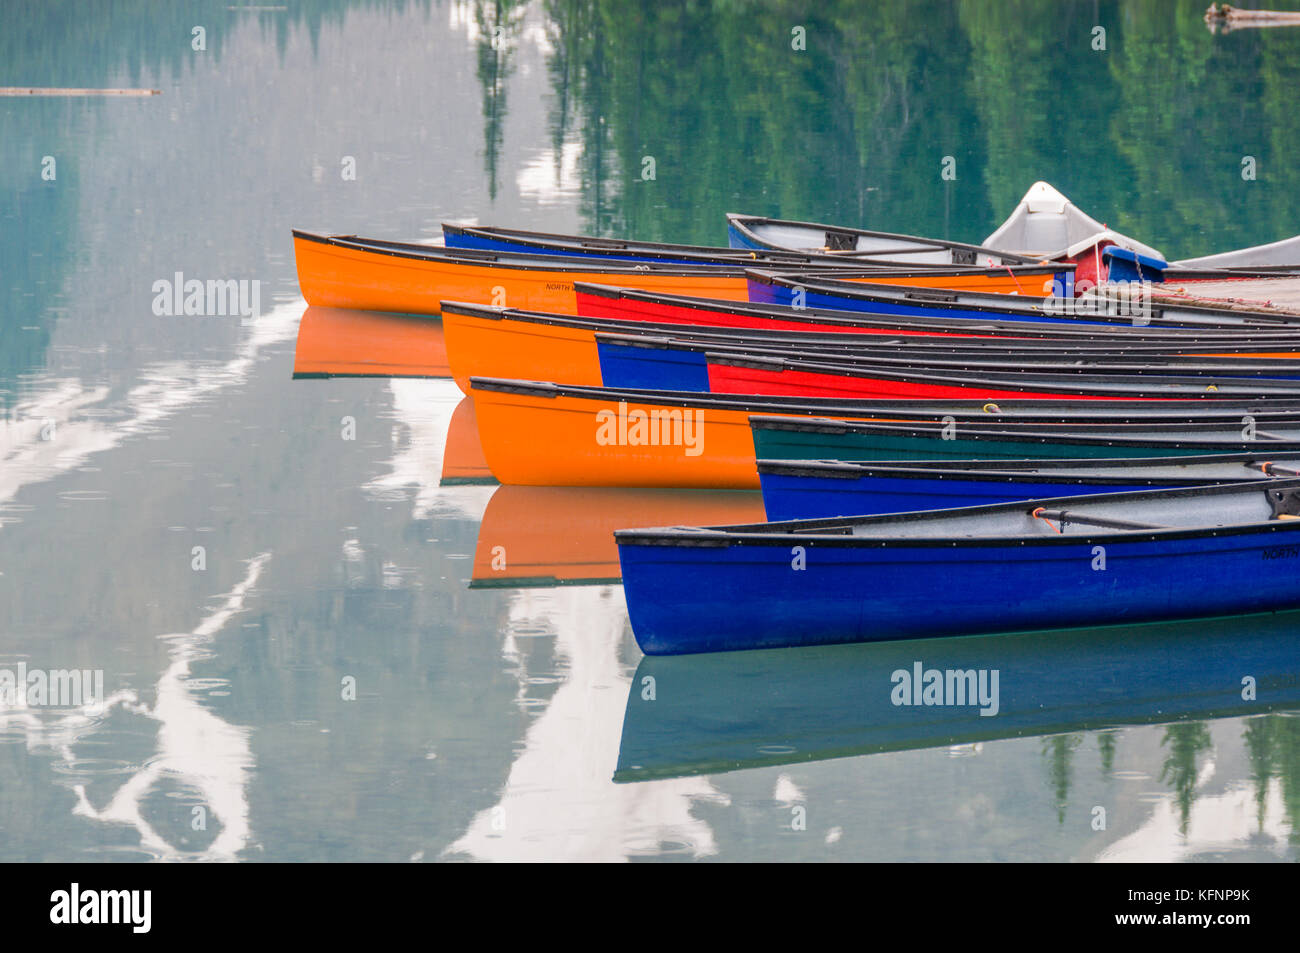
[516,141,582,207]
[447,0,481,42]
[1096,763,1292,862]
[1,383,115,521]
[445,587,727,862]
[69,553,269,861]
[1,300,301,529]
[774,774,804,806]
[0,554,269,861]
[364,378,493,522]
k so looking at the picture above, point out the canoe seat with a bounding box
[1267,487,1300,519]
[823,229,857,252]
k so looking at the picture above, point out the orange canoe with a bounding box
[293,305,449,378]
[294,231,751,314]
[293,230,1071,316]
[469,378,864,488]
[470,485,764,587]
[442,303,604,392]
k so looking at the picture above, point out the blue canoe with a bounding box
[743,269,1300,330]
[615,478,1300,655]
[443,222,873,267]
[757,455,1300,521]
[446,221,1045,267]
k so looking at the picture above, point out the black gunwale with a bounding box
[468,375,1300,417]
[754,454,1294,487]
[613,478,1300,549]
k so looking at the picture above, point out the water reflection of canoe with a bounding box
[440,396,494,486]
[292,305,449,378]
[470,485,763,587]
[613,619,1300,781]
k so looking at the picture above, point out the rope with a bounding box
[1031,507,1064,534]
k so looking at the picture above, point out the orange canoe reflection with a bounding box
[442,396,495,485]
[470,485,765,587]
[293,305,449,378]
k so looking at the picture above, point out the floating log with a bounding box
[1205,4,1300,33]
[0,87,160,97]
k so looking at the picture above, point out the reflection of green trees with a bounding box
[475,0,527,201]
[1097,729,1118,777]
[960,0,1131,233]
[1107,1,1269,254]
[543,0,995,244]
[1243,713,1300,846]
[1160,721,1212,837]
[1279,716,1300,847]
[1043,733,1083,825]
[1258,25,1300,250]
[543,0,1300,255]
[1243,716,1276,832]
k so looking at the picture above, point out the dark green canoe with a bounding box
[749,414,1300,462]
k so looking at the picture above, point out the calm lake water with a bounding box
[3,0,1300,862]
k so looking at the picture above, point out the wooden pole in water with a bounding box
[0,88,161,97]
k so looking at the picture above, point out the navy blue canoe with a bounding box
[445,222,1045,267]
[758,455,1300,521]
[615,478,1300,655]
[743,269,1300,329]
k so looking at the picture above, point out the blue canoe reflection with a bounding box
[614,617,1300,782]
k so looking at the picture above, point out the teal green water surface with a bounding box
[2,0,1299,861]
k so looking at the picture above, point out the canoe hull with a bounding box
[749,422,1282,463]
[758,467,1210,521]
[442,306,604,392]
[747,275,1099,323]
[293,231,1071,315]
[292,232,751,315]
[470,381,767,488]
[618,527,1300,654]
